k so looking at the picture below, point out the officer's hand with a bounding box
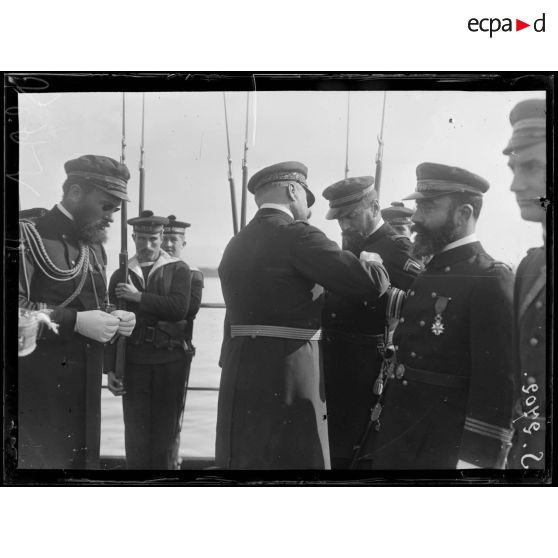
[110,310,136,337]
[107,371,126,396]
[115,281,141,303]
[74,310,120,343]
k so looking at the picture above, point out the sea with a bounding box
[100,275,224,459]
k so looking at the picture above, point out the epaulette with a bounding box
[19,207,48,222]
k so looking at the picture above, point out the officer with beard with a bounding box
[503,99,547,470]
[109,210,192,469]
[18,154,136,469]
[321,177,422,469]
[368,162,516,470]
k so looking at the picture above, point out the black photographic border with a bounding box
[2,71,555,486]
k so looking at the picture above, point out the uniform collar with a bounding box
[259,203,294,220]
[441,232,478,253]
[427,241,483,269]
[128,249,180,288]
[56,202,75,221]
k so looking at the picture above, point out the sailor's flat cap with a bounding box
[322,176,376,220]
[163,215,191,235]
[64,154,130,201]
[248,161,315,207]
[128,210,168,233]
[503,98,546,155]
[403,162,489,200]
[381,201,414,225]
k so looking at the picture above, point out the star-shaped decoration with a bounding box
[431,319,445,336]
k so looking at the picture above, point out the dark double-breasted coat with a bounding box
[507,246,547,470]
[369,241,516,469]
[322,222,422,467]
[18,206,109,469]
[216,208,389,469]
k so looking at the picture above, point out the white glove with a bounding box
[360,251,383,264]
[110,310,136,337]
[75,310,120,343]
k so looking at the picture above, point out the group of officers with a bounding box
[17,98,547,472]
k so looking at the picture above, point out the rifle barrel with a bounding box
[240,92,250,228]
[223,93,239,234]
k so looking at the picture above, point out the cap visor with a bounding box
[402,191,453,201]
[96,184,131,202]
[502,136,545,155]
[325,202,359,220]
[305,188,316,208]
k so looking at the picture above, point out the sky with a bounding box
[17,87,545,275]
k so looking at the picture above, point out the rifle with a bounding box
[114,92,128,384]
[344,91,351,179]
[374,91,388,198]
[240,91,250,228]
[138,92,146,213]
[223,93,239,235]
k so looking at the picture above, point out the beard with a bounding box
[411,214,458,259]
[76,220,109,244]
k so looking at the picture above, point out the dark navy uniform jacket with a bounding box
[18,205,109,469]
[370,241,516,469]
[322,222,422,466]
[508,246,547,470]
[216,208,389,469]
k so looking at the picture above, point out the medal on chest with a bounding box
[431,295,450,336]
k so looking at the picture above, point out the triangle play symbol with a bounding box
[516,19,530,31]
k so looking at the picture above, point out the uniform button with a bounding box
[410,351,417,358]
[395,364,405,378]
[86,343,91,349]
[251,334,256,339]
[431,292,437,298]
[394,345,399,351]
[71,260,75,265]
[529,337,539,347]
[330,313,337,318]
[535,301,543,310]
[402,380,408,386]
[419,320,425,327]
[62,234,67,239]
[444,266,451,272]
[409,290,415,297]
[399,317,405,324]
[527,376,536,385]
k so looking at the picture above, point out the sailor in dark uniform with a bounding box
[503,99,547,470]
[369,162,516,469]
[18,154,136,469]
[381,201,414,239]
[162,215,204,468]
[109,211,192,469]
[321,177,422,468]
[216,162,390,469]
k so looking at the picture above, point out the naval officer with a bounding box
[369,162,516,469]
[216,161,390,469]
[503,99,548,470]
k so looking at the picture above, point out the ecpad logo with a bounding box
[468,13,546,37]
